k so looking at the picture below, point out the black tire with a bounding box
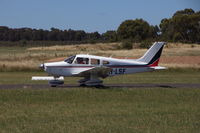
[51,85,57,87]
[49,80,64,87]
[79,84,87,87]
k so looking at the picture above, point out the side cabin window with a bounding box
[91,58,100,65]
[75,57,89,64]
[103,60,110,65]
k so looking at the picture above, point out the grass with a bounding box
[0,87,200,133]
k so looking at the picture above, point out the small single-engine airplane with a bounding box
[32,42,166,87]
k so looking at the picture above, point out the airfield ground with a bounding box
[0,42,200,132]
[0,69,200,132]
[0,86,200,132]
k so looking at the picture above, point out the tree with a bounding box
[0,26,9,40]
[173,8,195,17]
[47,27,60,41]
[102,30,117,42]
[20,28,32,41]
[75,30,86,41]
[160,8,200,43]
[117,19,157,42]
[88,32,101,40]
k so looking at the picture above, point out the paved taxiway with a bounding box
[0,83,200,89]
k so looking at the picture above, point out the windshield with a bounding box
[64,56,75,64]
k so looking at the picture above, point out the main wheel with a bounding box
[51,85,57,87]
[49,80,64,87]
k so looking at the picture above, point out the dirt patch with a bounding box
[159,56,200,68]
[160,56,200,64]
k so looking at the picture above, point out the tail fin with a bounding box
[137,42,166,66]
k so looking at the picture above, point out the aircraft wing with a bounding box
[74,66,112,78]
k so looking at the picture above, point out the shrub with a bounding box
[121,40,133,49]
[139,40,152,48]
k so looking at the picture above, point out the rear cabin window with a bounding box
[91,58,100,65]
[103,60,110,65]
[75,57,89,64]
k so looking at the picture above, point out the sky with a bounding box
[0,0,199,33]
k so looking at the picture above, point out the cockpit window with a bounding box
[64,56,75,64]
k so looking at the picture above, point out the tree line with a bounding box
[0,8,199,44]
[0,27,101,42]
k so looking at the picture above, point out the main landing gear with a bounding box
[49,77,64,87]
[78,75,103,87]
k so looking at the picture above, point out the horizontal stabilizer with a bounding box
[32,76,64,81]
[149,66,167,70]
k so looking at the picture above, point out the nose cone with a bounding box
[39,63,45,69]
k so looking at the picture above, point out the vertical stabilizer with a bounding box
[137,42,166,66]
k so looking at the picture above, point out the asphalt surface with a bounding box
[0,83,200,89]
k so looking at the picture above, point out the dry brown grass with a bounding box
[1,42,200,71]
[165,42,200,48]
[27,42,200,57]
[0,60,40,71]
[27,43,121,51]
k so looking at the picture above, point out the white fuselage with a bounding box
[43,54,152,77]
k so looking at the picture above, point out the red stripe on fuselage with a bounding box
[109,65,147,68]
[47,65,149,68]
